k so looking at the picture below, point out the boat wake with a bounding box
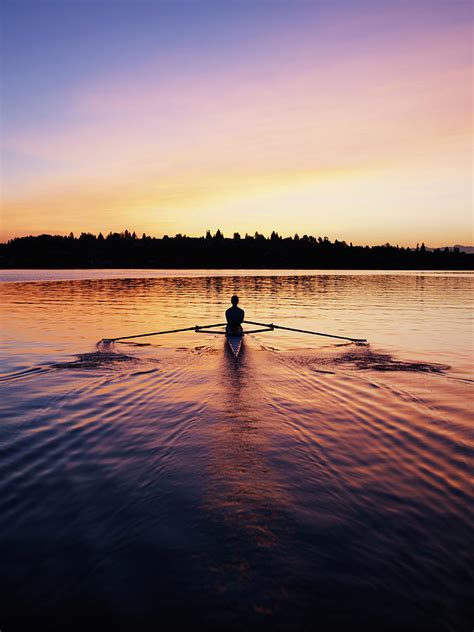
[51,350,146,371]
[290,347,451,374]
[0,348,160,383]
[0,337,472,632]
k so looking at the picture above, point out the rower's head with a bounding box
[231,295,239,306]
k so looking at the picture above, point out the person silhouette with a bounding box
[225,295,244,334]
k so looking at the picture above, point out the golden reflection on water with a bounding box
[0,271,473,630]
[1,272,473,377]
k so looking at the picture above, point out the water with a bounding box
[0,270,472,631]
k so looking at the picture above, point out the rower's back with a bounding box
[225,295,244,329]
[225,305,244,325]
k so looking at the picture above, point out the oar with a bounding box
[243,320,367,344]
[101,322,227,343]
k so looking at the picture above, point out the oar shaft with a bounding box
[243,320,367,343]
[103,326,196,342]
[103,320,367,344]
[275,324,366,343]
[103,322,227,342]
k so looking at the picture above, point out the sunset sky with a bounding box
[1,0,472,246]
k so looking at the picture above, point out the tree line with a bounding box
[0,230,471,269]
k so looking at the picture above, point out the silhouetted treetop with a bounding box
[0,230,471,270]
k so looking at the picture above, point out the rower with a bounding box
[225,295,244,335]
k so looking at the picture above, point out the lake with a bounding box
[0,270,472,631]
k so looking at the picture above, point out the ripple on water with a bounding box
[0,272,472,630]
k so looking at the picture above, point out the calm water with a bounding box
[0,270,472,631]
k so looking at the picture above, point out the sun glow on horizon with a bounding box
[1,0,472,247]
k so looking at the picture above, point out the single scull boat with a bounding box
[100,320,367,358]
[226,333,243,357]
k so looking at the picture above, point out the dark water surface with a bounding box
[0,271,472,631]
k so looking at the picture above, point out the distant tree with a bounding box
[79,232,95,240]
[0,230,471,270]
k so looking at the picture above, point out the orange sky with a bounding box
[1,1,472,246]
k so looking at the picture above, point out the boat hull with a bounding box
[226,335,243,357]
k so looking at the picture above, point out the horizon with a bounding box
[2,227,472,252]
[1,0,472,246]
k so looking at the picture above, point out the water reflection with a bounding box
[1,272,473,379]
[0,271,473,630]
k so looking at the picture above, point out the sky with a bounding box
[0,0,472,246]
